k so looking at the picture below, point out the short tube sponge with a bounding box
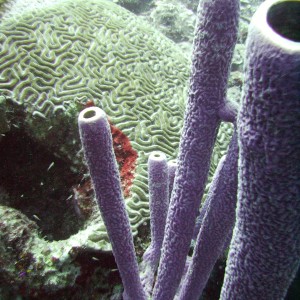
[152,0,239,298]
[221,0,300,299]
[78,107,146,300]
[140,151,169,296]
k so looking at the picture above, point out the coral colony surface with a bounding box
[1,0,300,299]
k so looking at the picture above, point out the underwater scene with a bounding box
[0,0,299,299]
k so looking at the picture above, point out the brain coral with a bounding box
[0,0,233,246]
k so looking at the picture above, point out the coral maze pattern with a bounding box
[0,0,233,244]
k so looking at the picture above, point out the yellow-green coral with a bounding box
[0,0,233,248]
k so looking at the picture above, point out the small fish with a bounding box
[66,194,73,201]
[47,162,55,171]
[32,214,41,221]
[92,257,99,261]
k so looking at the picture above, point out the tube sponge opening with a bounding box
[78,106,106,123]
[81,109,96,119]
[267,1,300,42]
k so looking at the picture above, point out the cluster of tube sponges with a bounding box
[78,0,300,299]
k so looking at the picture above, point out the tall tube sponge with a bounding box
[140,151,169,297]
[177,130,238,300]
[78,107,146,300]
[152,0,240,298]
[221,0,300,299]
[167,160,177,201]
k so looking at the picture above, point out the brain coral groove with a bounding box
[0,0,233,244]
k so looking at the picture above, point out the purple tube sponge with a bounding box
[167,159,177,200]
[178,131,238,300]
[221,0,300,299]
[148,152,169,248]
[78,107,146,300]
[152,0,239,298]
[140,151,169,296]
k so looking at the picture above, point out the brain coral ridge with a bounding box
[0,0,233,247]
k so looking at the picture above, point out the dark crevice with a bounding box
[0,128,84,241]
